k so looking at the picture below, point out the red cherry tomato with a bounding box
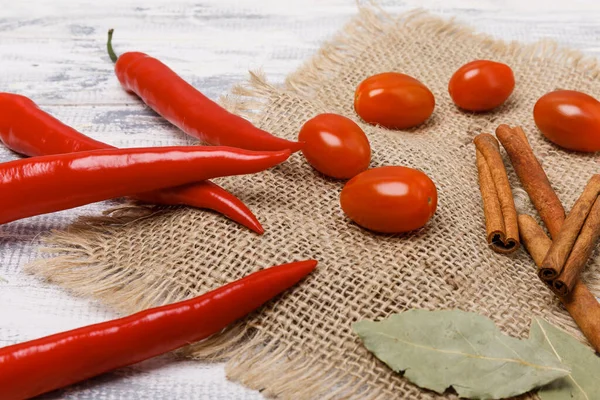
[534,90,600,152]
[340,166,437,233]
[298,113,371,179]
[448,60,515,111]
[354,72,435,129]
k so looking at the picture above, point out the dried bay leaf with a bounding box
[353,309,569,399]
[529,318,600,400]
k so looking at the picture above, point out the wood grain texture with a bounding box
[2,0,600,398]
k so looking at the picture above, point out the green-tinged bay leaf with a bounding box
[353,309,569,399]
[529,318,600,400]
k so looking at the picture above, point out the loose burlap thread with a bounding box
[28,8,600,399]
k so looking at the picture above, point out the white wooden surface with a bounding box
[2,0,600,398]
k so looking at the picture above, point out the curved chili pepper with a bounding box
[135,180,264,232]
[0,146,289,225]
[0,93,264,234]
[0,259,317,400]
[107,30,302,153]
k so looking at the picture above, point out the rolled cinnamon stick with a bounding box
[518,214,600,352]
[496,125,565,238]
[518,214,554,270]
[553,197,600,296]
[474,133,519,253]
[540,174,600,283]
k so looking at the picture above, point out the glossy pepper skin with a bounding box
[0,93,264,234]
[107,30,302,153]
[0,146,289,225]
[0,259,317,400]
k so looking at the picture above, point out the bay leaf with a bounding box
[353,309,569,399]
[529,318,600,400]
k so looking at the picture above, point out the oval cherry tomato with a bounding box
[448,60,515,111]
[534,90,600,152]
[299,113,371,179]
[340,166,437,233]
[354,72,435,129]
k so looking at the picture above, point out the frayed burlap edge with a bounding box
[283,7,600,101]
[26,6,600,399]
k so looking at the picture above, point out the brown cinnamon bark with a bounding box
[496,125,565,239]
[563,282,600,354]
[518,214,600,352]
[475,149,505,249]
[518,214,552,283]
[474,133,519,253]
[518,215,555,274]
[553,197,600,296]
[540,175,600,284]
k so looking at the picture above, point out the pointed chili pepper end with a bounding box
[252,222,265,235]
[303,259,318,272]
[258,259,317,295]
[296,259,318,277]
[287,140,305,153]
[286,259,318,279]
[243,214,265,235]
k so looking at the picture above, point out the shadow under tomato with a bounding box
[341,215,437,240]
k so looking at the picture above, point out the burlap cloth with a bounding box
[28,8,600,399]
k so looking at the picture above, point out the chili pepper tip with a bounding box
[284,259,318,278]
[264,260,318,286]
[227,206,264,234]
[250,220,265,235]
[288,140,305,153]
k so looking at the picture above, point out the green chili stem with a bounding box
[107,29,118,63]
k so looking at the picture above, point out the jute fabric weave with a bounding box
[29,8,600,399]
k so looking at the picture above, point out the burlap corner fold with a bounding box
[27,7,600,399]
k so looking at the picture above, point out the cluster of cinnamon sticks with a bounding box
[474,124,600,352]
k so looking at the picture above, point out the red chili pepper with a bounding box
[107,30,302,152]
[0,93,264,234]
[0,259,317,399]
[0,146,289,225]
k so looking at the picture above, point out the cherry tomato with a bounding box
[354,72,435,129]
[340,166,437,233]
[534,90,600,152]
[448,60,515,111]
[298,113,371,179]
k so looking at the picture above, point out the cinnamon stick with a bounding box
[540,175,600,285]
[553,197,600,296]
[518,214,600,352]
[499,127,600,351]
[562,282,600,354]
[474,133,519,253]
[518,214,554,268]
[495,125,565,238]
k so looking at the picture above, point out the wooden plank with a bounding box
[2,0,600,398]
